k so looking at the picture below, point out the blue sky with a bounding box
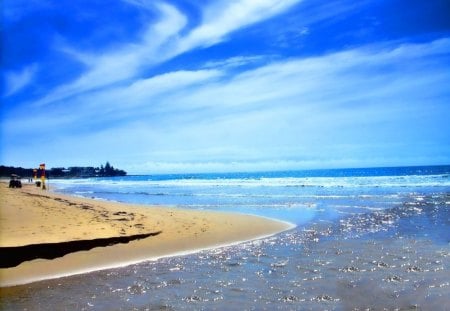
[2,0,450,174]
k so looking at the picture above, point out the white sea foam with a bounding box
[50,174,450,190]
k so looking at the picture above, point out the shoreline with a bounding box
[0,182,295,287]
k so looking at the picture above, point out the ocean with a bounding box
[1,165,449,310]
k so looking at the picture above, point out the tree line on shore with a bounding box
[0,162,126,178]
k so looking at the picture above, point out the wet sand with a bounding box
[0,183,293,286]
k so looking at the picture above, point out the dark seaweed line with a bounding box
[0,231,162,268]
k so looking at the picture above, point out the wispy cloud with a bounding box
[32,0,302,108]
[33,2,187,106]
[3,64,38,97]
[202,55,271,69]
[176,0,302,51]
[4,37,448,171]
[121,0,154,10]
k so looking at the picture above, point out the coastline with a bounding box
[0,182,294,287]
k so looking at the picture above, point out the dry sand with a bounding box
[0,182,293,286]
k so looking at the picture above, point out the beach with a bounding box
[0,167,448,310]
[0,182,293,287]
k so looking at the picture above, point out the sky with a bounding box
[1,0,450,174]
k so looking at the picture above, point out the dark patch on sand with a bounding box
[0,231,162,268]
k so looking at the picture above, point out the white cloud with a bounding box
[121,0,154,10]
[119,38,450,169]
[3,37,449,172]
[3,64,38,96]
[33,1,187,107]
[202,55,270,69]
[176,0,302,52]
[70,69,224,119]
[32,0,301,108]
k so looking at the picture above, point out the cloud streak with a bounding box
[31,2,187,106]
[4,37,449,172]
[177,0,301,50]
[30,0,301,108]
[4,64,38,97]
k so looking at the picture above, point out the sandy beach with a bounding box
[0,182,293,287]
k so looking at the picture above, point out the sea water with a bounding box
[1,165,449,310]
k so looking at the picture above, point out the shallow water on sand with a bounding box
[1,190,449,310]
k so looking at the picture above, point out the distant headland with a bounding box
[0,162,127,178]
